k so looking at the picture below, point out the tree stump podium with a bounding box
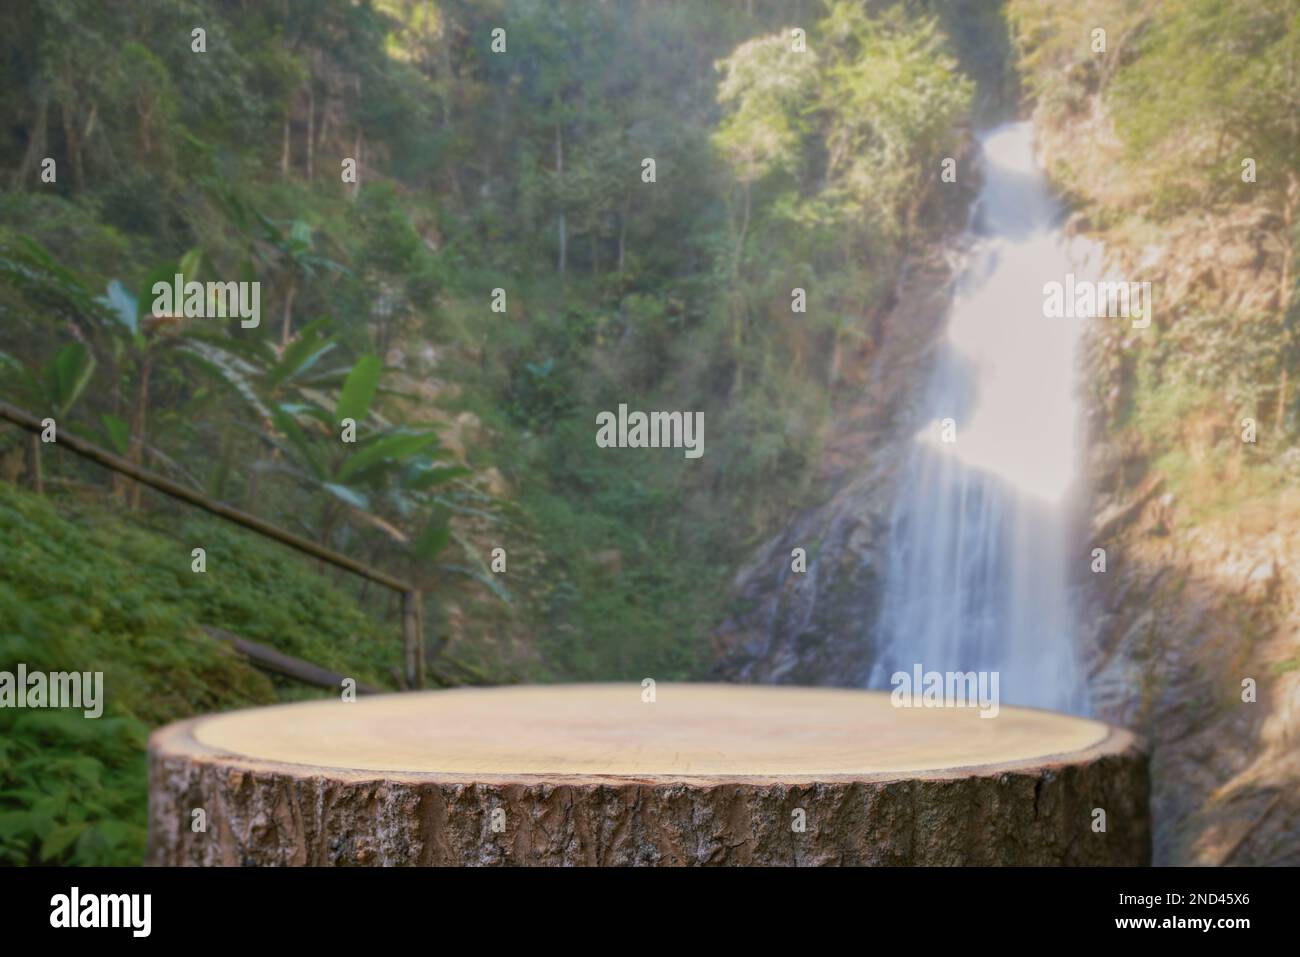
[147,684,1149,865]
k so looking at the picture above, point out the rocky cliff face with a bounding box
[1036,104,1300,865]
[1080,473,1300,864]
[710,245,962,685]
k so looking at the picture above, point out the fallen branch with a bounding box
[201,625,383,695]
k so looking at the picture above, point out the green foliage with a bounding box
[0,480,398,866]
[0,711,148,866]
[714,4,973,238]
[0,0,984,849]
[1109,0,1300,212]
[817,3,974,234]
[336,354,382,424]
[1011,0,1300,499]
[101,413,131,456]
[714,33,820,185]
[0,341,96,418]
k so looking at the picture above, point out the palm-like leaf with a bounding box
[335,354,381,423]
[41,343,97,417]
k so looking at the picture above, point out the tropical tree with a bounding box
[95,248,203,506]
[183,330,465,556]
[255,217,347,346]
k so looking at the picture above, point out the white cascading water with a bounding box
[869,121,1096,715]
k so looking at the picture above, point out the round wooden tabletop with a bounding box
[180,682,1113,781]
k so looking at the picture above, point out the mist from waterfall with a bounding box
[869,121,1095,715]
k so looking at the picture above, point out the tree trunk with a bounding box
[732,181,751,276]
[556,123,566,277]
[351,130,362,201]
[306,79,315,182]
[729,183,753,396]
[209,426,234,500]
[127,357,152,510]
[245,462,260,514]
[316,78,331,162]
[147,684,1150,866]
[617,203,627,274]
[14,98,48,187]
[28,432,42,495]
[281,108,291,180]
[61,98,85,192]
[281,277,298,346]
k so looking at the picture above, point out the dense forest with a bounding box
[0,0,983,865]
[2,0,1298,865]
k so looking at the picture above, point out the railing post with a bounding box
[0,400,428,691]
[402,589,423,689]
[413,590,425,690]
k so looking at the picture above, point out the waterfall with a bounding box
[868,121,1093,715]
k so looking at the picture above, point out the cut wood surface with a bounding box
[185,683,1107,777]
[148,684,1150,866]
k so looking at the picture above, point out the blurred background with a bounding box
[0,0,1296,866]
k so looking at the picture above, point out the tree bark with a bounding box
[148,685,1150,866]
